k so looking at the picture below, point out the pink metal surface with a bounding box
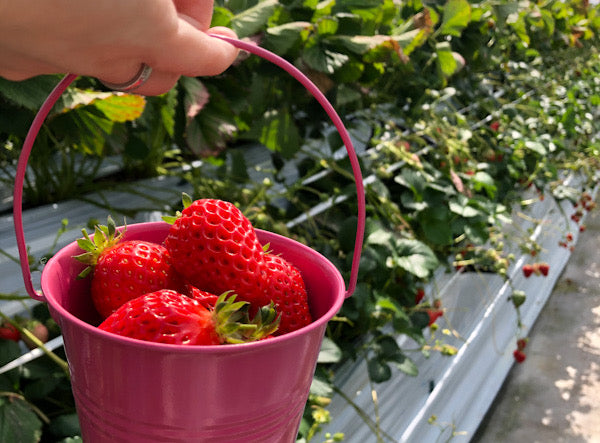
[41,223,344,442]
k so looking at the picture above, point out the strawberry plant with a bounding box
[1,0,599,440]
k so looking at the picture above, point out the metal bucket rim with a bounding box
[41,222,346,354]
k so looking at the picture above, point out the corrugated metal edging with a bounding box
[315,174,598,443]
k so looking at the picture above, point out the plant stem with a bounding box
[0,312,70,378]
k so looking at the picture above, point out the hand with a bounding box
[0,0,239,95]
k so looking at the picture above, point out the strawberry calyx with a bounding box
[213,292,280,344]
[73,216,123,279]
[162,192,193,225]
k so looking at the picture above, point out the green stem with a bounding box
[0,312,70,378]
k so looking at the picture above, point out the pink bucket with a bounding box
[13,37,365,442]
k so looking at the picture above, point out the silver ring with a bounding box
[100,63,152,92]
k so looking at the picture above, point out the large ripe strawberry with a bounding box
[98,290,279,345]
[164,195,268,304]
[74,217,180,318]
[259,253,311,335]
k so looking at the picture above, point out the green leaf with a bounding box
[523,140,547,156]
[375,297,399,314]
[0,75,62,110]
[231,0,279,38]
[367,357,392,383]
[396,357,419,376]
[540,8,555,36]
[366,229,394,247]
[180,77,210,122]
[471,171,497,199]
[330,34,394,55]
[0,395,43,443]
[266,22,312,53]
[310,376,333,397]
[124,135,150,160]
[389,238,439,278]
[92,94,146,122]
[247,108,301,158]
[507,12,530,46]
[338,216,359,253]
[374,335,404,362]
[303,45,349,74]
[316,17,339,36]
[436,42,458,77]
[47,413,81,440]
[439,0,471,37]
[422,217,453,246]
[318,337,342,364]
[449,196,480,217]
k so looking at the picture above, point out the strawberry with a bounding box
[22,321,50,350]
[537,262,549,276]
[164,195,268,305]
[513,349,526,363]
[511,290,526,308]
[74,217,180,318]
[522,264,534,278]
[0,322,20,342]
[516,338,528,351]
[185,285,219,309]
[99,290,279,345]
[426,308,443,326]
[415,288,425,304]
[259,253,311,335]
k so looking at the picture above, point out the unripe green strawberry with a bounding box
[74,217,181,318]
[164,196,268,305]
[98,290,279,345]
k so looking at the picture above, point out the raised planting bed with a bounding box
[314,176,597,442]
[0,167,595,441]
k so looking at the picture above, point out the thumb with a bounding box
[155,19,239,77]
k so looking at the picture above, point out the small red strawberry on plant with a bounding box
[537,262,549,277]
[513,349,526,363]
[516,338,528,351]
[415,288,425,304]
[164,195,268,306]
[426,301,443,326]
[427,310,443,326]
[74,217,181,318]
[522,264,534,278]
[99,290,279,345]
[0,322,20,342]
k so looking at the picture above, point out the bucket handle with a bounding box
[13,36,365,303]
